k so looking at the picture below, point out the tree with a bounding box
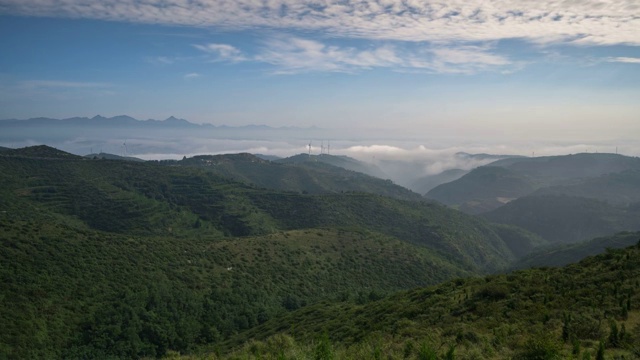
[595,340,605,360]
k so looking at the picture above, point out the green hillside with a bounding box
[514,231,640,269]
[0,146,523,359]
[175,153,419,201]
[1,148,514,272]
[482,195,640,244]
[488,224,549,259]
[532,169,640,206]
[0,215,469,359]
[426,166,535,214]
[409,168,468,195]
[277,153,389,179]
[221,239,640,359]
[84,152,145,162]
[425,153,640,215]
[490,153,640,182]
[5,144,82,159]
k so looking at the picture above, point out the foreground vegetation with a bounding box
[218,240,640,359]
[2,146,638,359]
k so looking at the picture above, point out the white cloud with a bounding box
[192,43,247,62]
[200,35,514,74]
[184,72,201,79]
[1,1,639,46]
[254,36,404,73]
[607,56,640,64]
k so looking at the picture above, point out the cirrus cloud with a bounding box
[0,0,639,47]
[194,36,517,74]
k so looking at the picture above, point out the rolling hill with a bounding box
[173,153,420,201]
[276,153,389,179]
[409,168,469,195]
[221,238,640,359]
[426,166,535,214]
[482,195,640,245]
[0,145,526,359]
[532,169,640,206]
[513,231,640,269]
[490,153,640,182]
[426,153,640,214]
[84,152,145,162]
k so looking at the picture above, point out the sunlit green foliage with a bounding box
[221,242,640,359]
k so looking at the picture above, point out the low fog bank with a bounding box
[2,133,637,191]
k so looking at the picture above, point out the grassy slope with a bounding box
[222,240,640,359]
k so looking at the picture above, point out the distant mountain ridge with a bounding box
[0,115,318,130]
[426,153,640,214]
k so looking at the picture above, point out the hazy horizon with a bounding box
[1,1,639,154]
[2,113,638,189]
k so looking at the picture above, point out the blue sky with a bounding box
[1,0,639,151]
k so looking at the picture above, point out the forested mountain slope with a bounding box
[0,146,523,359]
[513,231,640,269]
[426,166,534,214]
[173,153,420,201]
[222,239,640,359]
[276,153,389,180]
[482,195,640,244]
[426,153,640,215]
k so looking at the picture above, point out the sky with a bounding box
[1,0,639,156]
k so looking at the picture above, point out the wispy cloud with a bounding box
[184,72,201,79]
[254,36,403,74]
[607,56,640,64]
[195,36,514,74]
[2,1,639,46]
[193,43,247,62]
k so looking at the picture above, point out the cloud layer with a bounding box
[192,36,515,74]
[2,0,639,46]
